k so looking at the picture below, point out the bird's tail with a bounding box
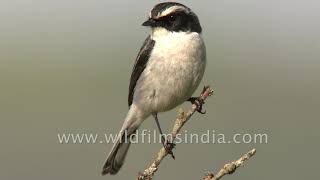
[102,105,145,175]
[101,130,134,175]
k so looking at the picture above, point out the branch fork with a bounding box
[137,86,213,180]
[136,86,256,180]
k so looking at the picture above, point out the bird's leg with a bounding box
[152,113,176,159]
[187,86,208,114]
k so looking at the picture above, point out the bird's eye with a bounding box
[169,15,176,21]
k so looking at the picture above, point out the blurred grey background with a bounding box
[0,0,319,179]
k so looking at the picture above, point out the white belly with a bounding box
[133,30,206,114]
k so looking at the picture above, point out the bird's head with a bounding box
[142,2,202,34]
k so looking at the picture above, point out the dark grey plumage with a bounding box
[128,35,155,106]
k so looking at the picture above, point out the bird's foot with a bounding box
[188,97,206,114]
[187,86,210,114]
[164,139,176,159]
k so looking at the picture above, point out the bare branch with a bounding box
[136,86,256,180]
[203,149,256,180]
[136,86,214,180]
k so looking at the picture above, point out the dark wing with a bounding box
[128,35,155,107]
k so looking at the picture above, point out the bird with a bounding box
[102,2,206,175]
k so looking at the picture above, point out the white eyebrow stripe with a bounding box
[156,5,187,19]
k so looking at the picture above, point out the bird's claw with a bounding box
[164,139,176,159]
[187,86,210,114]
[188,97,206,114]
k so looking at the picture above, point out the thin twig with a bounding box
[136,86,214,180]
[203,149,256,180]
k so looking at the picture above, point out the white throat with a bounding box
[150,27,203,52]
[151,27,172,41]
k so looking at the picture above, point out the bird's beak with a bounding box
[142,18,157,27]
